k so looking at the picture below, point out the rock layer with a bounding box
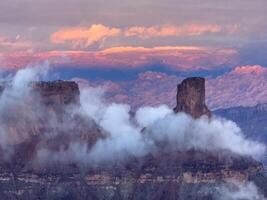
[174,77,211,118]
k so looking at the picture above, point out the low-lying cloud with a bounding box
[0,65,265,168]
[217,181,266,200]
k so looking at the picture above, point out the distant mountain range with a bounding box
[74,65,267,111]
[73,65,267,144]
[214,103,267,167]
[214,103,267,142]
[207,65,267,110]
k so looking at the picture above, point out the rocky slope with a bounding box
[0,78,266,200]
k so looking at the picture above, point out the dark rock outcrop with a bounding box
[174,77,211,118]
[0,80,101,147]
[32,80,80,106]
[0,80,80,106]
[0,85,4,94]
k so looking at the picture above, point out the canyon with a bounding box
[0,77,266,199]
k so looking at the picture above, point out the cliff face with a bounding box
[0,150,264,200]
[0,80,102,147]
[0,80,80,107]
[32,80,80,106]
[174,77,211,118]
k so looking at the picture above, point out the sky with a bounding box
[0,0,267,80]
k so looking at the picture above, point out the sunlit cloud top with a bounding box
[0,0,266,72]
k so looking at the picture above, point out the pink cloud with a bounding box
[50,24,121,48]
[101,46,206,54]
[232,65,267,74]
[49,23,235,50]
[124,24,222,39]
[0,36,33,51]
[0,46,238,71]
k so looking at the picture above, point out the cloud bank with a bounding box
[217,181,266,200]
[50,23,234,49]
[124,24,222,38]
[1,46,238,71]
[0,65,265,167]
[51,24,121,49]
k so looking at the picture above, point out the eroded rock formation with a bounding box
[32,80,80,106]
[174,77,211,118]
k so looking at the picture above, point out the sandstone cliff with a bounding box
[174,77,211,118]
